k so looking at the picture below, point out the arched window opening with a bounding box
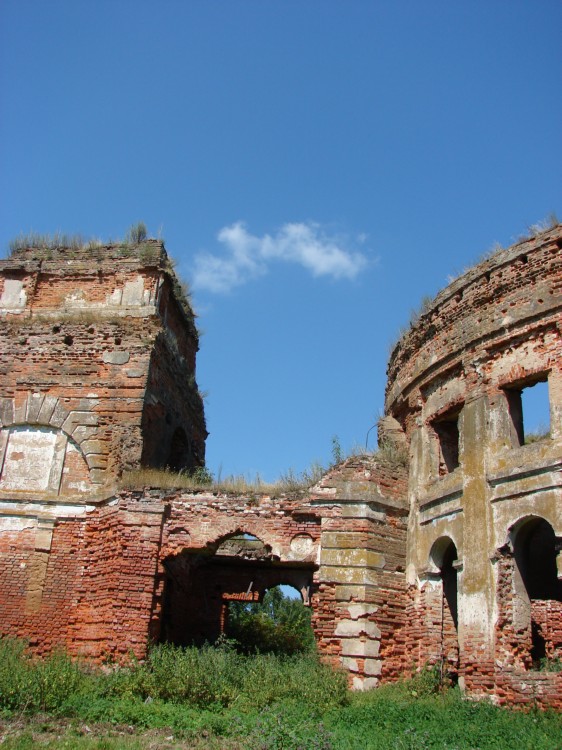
[429,537,459,680]
[430,538,459,621]
[513,518,561,601]
[512,517,562,666]
[215,533,270,560]
[441,542,459,631]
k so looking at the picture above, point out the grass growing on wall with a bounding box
[119,463,326,495]
[120,438,408,497]
[1,638,561,749]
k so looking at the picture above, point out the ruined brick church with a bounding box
[0,226,560,708]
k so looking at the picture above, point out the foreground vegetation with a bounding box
[0,638,560,750]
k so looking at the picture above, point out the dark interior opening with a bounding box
[513,517,562,665]
[168,426,190,471]
[441,541,459,631]
[514,518,561,602]
[160,535,315,650]
[430,537,459,681]
[433,413,461,474]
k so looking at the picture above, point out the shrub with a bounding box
[236,653,348,711]
[376,438,409,468]
[34,649,87,711]
[537,656,562,672]
[99,643,346,712]
[331,435,343,466]
[125,222,148,244]
[190,465,214,484]
[0,638,86,712]
[0,637,36,711]
[246,705,334,750]
[278,461,325,492]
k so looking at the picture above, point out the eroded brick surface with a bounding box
[0,241,206,486]
[386,225,562,707]
[0,229,561,708]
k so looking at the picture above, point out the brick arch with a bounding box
[509,515,561,600]
[497,513,562,668]
[0,393,103,483]
[206,526,282,560]
[159,518,317,648]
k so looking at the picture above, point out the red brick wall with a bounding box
[0,243,205,481]
[0,490,325,661]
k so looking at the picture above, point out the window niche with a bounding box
[168,426,191,472]
[431,407,462,476]
[504,376,550,448]
[511,516,562,666]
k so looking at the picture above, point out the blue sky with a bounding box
[1,1,560,481]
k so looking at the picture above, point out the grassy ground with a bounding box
[1,692,560,750]
[0,640,560,750]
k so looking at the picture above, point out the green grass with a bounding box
[0,639,560,750]
[121,439,408,497]
[324,682,561,749]
[119,464,324,495]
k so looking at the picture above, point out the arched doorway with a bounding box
[429,537,459,678]
[160,532,316,648]
[511,516,562,665]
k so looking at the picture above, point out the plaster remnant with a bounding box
[0,279,27,310]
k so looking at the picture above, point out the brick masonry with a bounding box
[0,228,560,708]
[385,225,562,708]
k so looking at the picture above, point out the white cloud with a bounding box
[192,221,369,293]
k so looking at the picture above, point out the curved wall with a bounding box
[385,224,562,703]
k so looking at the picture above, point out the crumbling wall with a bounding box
[0,241,205,484]
[0,239,206,658]
[1,226,561,709]
[386,224,562,707]
[0,497,166,661]
[0,488,325,661]
[141,275,205,471]
[158,490,322,647]
[310,456,409,688]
